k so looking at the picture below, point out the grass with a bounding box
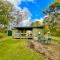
[55,37,60,43]
[52,37,60,43]
[0,37,46,60]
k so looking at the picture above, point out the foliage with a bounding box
[0,0,12,25]
[0,33,3,38]
[52,36,60,43]
[43,2,60,36]
[55,0,60,3]
[0,32,5,38]
[31,21,41,27]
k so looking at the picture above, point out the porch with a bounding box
[12,27,44,39]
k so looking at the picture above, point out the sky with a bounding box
[6,0,55,27]
[20,0,55,21]
[6,0,55,21]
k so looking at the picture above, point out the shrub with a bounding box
[0,33,4,38]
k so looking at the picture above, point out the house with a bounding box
[8,26,52,44]
[11,26,44,40]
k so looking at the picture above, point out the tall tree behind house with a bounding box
[43,2,60,36]
[0,0,12,31]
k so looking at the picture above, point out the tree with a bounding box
[43,2,60,36]
[0,0,12,26]
[31,21,41,27]
[55,0,60,3]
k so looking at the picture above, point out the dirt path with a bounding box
[29,40,60,60]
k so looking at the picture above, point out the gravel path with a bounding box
[29,40,60,60]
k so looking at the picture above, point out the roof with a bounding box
[14,26,44,30]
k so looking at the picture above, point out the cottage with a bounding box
[12,26,44,40]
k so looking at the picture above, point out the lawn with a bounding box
[0,37,46,60]
[52,37,60,43]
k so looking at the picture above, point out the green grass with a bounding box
[0,37,46,60]
[52,37,60,43]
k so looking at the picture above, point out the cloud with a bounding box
[22,20,32,26]
[33,15,49,22]
[33,17,45,25]
[4,0,33,27]
[6,0,34,5]
[22,7,32,19]
[19,7,32,27]
[33,18,44,22]
[11,7,32,27]
[6,0,21,5]
[5,0,34,11]
[18,19,32,27]
[44,15,49,18]
[3,0,21,11]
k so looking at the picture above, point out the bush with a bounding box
[0,33,4,38]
